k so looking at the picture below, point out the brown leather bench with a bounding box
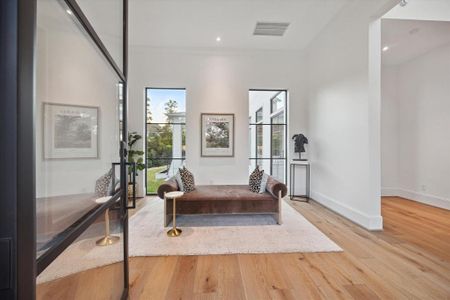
[157,176,287,226]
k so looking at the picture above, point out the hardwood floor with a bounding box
[37,197,450,299]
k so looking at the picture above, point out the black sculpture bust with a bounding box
[292,134,308,161]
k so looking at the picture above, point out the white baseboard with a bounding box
[382,187,450,210]
[381,187,399,196]
[311,191,383,231]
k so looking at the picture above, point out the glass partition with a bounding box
[76,0,124,70]
[36,0,126,297]
[37,200,124,298]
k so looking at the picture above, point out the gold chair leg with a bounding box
[96,208,120,246]
[167,197,182,237]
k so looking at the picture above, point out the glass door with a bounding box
[34,0,128,298]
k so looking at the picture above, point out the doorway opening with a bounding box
[379,6,450,211]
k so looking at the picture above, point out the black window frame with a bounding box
[145,87,186,195]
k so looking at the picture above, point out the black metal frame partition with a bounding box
[249,89,288,183]
[1,1,37,298]
[7,0,130,298]
[145,87,186,195]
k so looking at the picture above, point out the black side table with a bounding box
[289,161,310,202]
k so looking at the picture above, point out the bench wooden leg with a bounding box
[277,190,283,225]
[164,194,174,227]
[164,193,167,227]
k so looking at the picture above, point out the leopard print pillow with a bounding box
[95,168,113,198]
[179,167,196,193]
[249,166,264,193]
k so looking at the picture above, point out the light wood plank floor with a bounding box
[37,197,450,299]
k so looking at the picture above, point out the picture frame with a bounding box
[44,103,99,159]
[201,113,234,157]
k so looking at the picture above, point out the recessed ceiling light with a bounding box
[382,46,389,52]
[216,36,221,42]
[66,9,73,15]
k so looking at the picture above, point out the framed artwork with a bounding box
[201,113,234,157]
[44,103,99,159]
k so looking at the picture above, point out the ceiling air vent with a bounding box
[253,22,290,36]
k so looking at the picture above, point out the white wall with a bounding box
[128,47,307,193]
[381,43,450,210]
[303,1,396,230]
[381,66,399,193]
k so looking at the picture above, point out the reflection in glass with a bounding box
[36,0,122,257]
[256,107,263,123]
[271,110,285,124]
[76,0,124,70]
[271,159,285,183]
[36,201,124,298]
[118,82,124,141]
[256,125,263,158]
[36,0,125,296]
[271,92,285,113]
[271,124,285,158]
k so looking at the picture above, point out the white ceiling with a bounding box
[383,0,450,22]
[129,0,351,50]
[381,19,450,65]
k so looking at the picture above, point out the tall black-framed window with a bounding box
[249,90,287,183]
[145,88,186,195]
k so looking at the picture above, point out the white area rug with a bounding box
[38,198,341,283]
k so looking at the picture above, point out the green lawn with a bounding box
[146,166,167,194]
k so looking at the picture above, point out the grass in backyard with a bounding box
[146,166,167,194]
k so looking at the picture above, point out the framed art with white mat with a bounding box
[44,103,99,159]
[201,113,234,157]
